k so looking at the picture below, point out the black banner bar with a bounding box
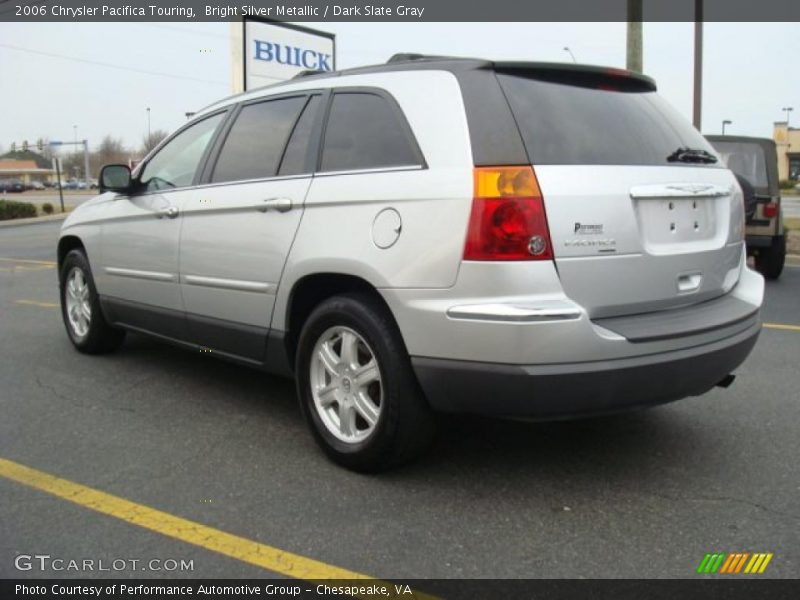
[2,0,800,22]
[2,579,800,600]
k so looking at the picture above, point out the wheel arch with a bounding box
[282,272,401,371]
[57,235,87,269]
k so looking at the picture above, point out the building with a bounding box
[0,159,55,185]
[773,122,800,181]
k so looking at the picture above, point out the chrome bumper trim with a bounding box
[446,303,582,323]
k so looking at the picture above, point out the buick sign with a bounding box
[254,40,333,72]
[236,19,336,91]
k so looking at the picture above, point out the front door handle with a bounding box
[257,197,293,213]
[156,206,179,219]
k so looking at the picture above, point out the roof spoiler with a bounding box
[493,62,657,92]
[386,54,656,91]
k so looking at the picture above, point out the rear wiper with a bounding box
[667,147,718,164]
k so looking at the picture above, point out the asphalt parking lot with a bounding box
[1,220,798,582]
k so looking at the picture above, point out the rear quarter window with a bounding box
[320,91,423,172]
[497,73,719,167]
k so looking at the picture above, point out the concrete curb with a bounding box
[0,213,69,228]
[786,254,800,267]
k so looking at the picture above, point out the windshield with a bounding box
[497,73,721,167]
[706,141,768,188]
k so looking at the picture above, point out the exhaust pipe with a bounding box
[716,374,736,389]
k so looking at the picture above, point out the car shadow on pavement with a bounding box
[114,333,719,493]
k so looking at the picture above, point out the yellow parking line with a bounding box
[15,300,59,308]
[15,264,54,272]
[763,322,800,332]
[0,458,437,599]
[0,257,57,266]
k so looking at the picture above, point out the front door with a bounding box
[97,111,227,338]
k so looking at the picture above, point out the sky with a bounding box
[0,21,797,155]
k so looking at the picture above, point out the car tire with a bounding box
[755,234,786,280]
[295,293,435,472]
[59,249,125,354]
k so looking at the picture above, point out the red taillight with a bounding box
[763,202,778,219]
[463,166,553,261]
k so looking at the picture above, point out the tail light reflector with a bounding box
[763,202,778,219]
[463,166,553,261]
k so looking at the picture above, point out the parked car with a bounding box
[62,180,88,190]
[706,136,786,279]
[30,181,46,191]
[0,179,25,193]
[57,56,764,471]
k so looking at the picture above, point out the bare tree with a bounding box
[141,129,169,156]
[89,136,130,176]
[61,150,84,179]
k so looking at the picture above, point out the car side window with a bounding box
[139,112,225,192]
[278,95,322,176]
[320,92,422,172]
[212,96,307,183]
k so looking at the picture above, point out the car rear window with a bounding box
[707,141,768,188]
[497,73,719,166]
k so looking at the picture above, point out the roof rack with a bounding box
[292,69,324,79]
[386,53,467,64]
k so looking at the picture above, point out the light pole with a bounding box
[146,107,151,140]
[782,106,793,127]
[563,47,577,63]
[626,0,643,73]
[693,0,703,130]
[722,120,732,134]
[73,125,80,182]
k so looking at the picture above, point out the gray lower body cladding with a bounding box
[411,321,761,419]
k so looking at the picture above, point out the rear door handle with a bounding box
[156,206,179,219]
[257,197,293,213]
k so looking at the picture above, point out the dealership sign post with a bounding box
[230,19,336,92]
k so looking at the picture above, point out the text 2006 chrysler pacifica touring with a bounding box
[57,56,764,471]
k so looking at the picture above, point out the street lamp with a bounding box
[73,125,77,145]
[563,46,577,63]
[722,120,732,134]
[146,107,151,139]
[782,106,794,127]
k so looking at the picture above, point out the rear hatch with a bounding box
[497,67,744,319]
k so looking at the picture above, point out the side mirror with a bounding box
[99,164,132,194]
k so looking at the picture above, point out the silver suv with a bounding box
[57,56,764,471]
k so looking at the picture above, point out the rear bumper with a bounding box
[412,319,760,418]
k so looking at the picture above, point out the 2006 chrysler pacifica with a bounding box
[57,55,764,471]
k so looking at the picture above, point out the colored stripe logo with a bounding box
[697,552,773,574]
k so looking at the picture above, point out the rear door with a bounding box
[177,92,323,362]
[497,70,744,318]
